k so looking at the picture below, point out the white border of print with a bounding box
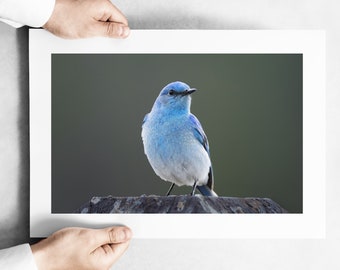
[29,30,325,239]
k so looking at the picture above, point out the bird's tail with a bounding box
[197,185,218,197]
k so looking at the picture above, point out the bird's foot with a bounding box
[190,181,198,196]
[166,183,175,196]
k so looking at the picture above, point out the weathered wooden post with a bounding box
[76,195,287,213]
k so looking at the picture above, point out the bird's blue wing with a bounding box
[189,114,214,190]
[189,114,210,155]
[142,113,149,126]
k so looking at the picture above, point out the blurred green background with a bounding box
[52,54,302,213]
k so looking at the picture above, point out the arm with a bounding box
[0,244,38,270]
[0,0,55,27]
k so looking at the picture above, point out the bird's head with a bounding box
[154,81,196,112]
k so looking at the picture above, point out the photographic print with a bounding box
[52,53,302,214]
[30,30,325,238]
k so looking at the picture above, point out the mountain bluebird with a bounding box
[141,81,217,196]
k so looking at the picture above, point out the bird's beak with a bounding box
[182,88,197,96]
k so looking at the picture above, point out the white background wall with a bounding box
[1,0,339,269]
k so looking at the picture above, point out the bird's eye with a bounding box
[168,89,175,96]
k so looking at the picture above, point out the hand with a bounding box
[31,226,132,270]
[43,0,130,39]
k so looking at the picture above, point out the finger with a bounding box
[108,241,130,261]
[107,241,130,258]
[95,0,129,26]
[92,21,130,38]
[106,2,129,25]
[92,226,132,247]
[92,241,130,267]
[107,226,132,243]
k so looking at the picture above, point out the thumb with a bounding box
[92,226,132,248]
[94,21,130,38]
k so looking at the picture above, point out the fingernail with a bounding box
[120,227,132,241]
[120,25,130,38]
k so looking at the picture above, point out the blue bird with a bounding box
[142,81,217,196]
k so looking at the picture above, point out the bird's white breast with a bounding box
[142,113,211,187]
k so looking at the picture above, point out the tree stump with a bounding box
[76,195,288,213]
